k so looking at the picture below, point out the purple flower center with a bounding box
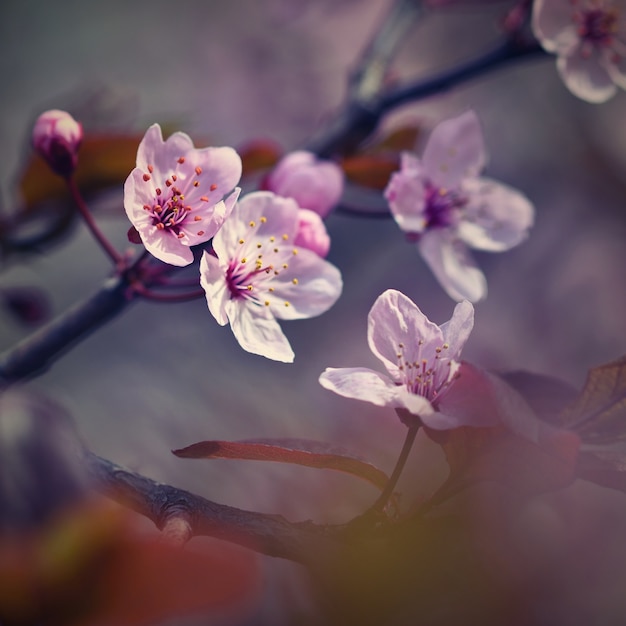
[424,183,467,230]
[576,7,619,47]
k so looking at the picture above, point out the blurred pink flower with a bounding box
[32,110,83,177]
[264,150,344,218]
[319,289,476,429]
[200,191,342,362]
[533,0,626,103]
[124,124,242,266]
[294,208,331,257]
[384,111,534,302]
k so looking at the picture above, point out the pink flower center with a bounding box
[576,6,619,47]
[424,183,467,230]
[141,160,216,239]
[394,340,457,402]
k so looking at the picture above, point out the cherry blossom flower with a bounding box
[124,124,242,266]
[533,0,626,103]
[263,150,344,218]
[200,191,342,362]
[319,289,476,429]
[384,111,534,302]
[32,110,83,177]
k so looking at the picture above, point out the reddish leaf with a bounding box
[238,139,282,176]
[365,124,421,154]
[558,355,626,443]
[340,155,399,190]
[173,438,390,491]
[438,425,580,496]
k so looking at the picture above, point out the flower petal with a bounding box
[458,176,534,251]
[225,299,294,363]
[422,111,487,189]
[532,0,579,54]
[200,251,229,326]
[558,45,618,103]
[418,230,487,302]
[140,227,194,266]
[384,167,427,234]
[439,300,474,359]
[319,367,401,407]
[182,188,241,247]
[269,248,343,320]
[367,289,443,378]
[136,124,194,174]
[294,209,331,258]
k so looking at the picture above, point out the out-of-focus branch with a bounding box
[86,453,341,564]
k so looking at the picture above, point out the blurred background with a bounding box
[1,0,625,624]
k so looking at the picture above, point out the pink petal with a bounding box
[181,188,241,247]
[319,367,401,408]
[293,209,331,258]
[225,300,294,362]
[384,168,427,234]
[269,249,343,320]
[395,387,435,418]
[458,176,534,251]
[558,45,618,102]
[136,124,194,174]
[606,48,626,90]
[140,226,193,266]
[532,0,579,54]
[422,111,487,189]
[418,230,487,302]
[199,251,229,326]
[367,289,443,378]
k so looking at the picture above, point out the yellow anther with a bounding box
[265,301,270,306]
[269,287,275,292]
[241,258,247,263]
[257,243,262,248]
[442,343,449,349]
[269,236,275,242]
[239,238,245,244]
[282,263,288,269]
[260,216,267,223]
[247,285,253,291]
[292,248,298,255]
[249,221,256,227]
[292,278,298,285]
[284,301,290,307]
[282,234,289,240]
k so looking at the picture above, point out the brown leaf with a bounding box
[238,139,282,176]
[173,438,390,491]
[365,125,421,153]
[559,355,626,443]
[340,155,399,190]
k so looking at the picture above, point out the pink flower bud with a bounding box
[32,110,83,177]
[264,150,343,218]
[294,208,331,258]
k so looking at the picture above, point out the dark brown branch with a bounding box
[86,453,341,564]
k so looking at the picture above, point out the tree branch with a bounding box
[86,452,341,564]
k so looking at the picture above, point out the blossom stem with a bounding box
[370,420,421,512]
[66,176,124,265]
[131,283,205,303]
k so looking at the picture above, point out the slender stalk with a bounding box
[132,284,205,303]
[370,421,420,512]
[66,176,123,265]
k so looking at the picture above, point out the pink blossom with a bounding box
[294,209,331,257]
[533,0,626,102]
[384,111,534,302]
[200,191,342,362]
[32,110,83,177]
[124,124,242,266]
[319,289,476,429]
[264,150,344,218]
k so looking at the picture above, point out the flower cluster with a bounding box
[384,111,534,302]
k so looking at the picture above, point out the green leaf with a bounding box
[173,438,390,492]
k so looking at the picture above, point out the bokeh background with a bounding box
[1,0,625,624]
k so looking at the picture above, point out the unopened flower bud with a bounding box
[32,109,83,177]
[264,150,343,218]
[294,209,331,258]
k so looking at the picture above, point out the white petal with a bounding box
[422,111,487,189]
[226,300,294,362]
[395,387,435,417]
[367,289,443,376]
[558,46,618,103]
[458,177,534,251]
[199,251,229,326]
[384,169,427,233]
[439,300,474,359]
[140,227,193,266]
[319,367,401,407]
[418,230,487,302]
[532,0,579,54]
